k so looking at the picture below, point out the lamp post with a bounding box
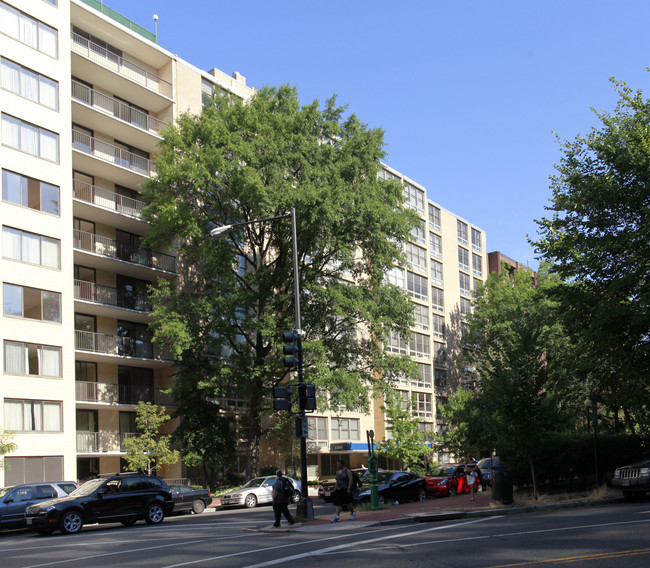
[584,396,599,487]
[210,208,313,520]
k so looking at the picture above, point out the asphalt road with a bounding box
[2,500,650,568]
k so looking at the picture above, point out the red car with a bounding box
[425,463,484,497]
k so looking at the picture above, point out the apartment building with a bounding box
[0,0,253,486]
[1,0,487,485]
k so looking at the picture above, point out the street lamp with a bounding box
[211,208,313,520]
[584,396,599,487]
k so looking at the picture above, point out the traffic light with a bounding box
[273,386,292,411]
[282,330,302,370]
[299,384,317,412]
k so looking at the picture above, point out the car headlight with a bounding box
[614,470,621,478]
[41,505,56,512]
[641,468,650,476]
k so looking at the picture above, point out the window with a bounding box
[431,287,444,312]
[434,342,446,366]
[385,266,404,288]
[472,253,483,276]
[431,260,443,285]
[414,392,432,418]
[460,297,471,316]
[473,277,482,294]
[459,272,470,296]
[0,2,58,58]
[415,364,432,389]
[1,58,58,109]
[435,368,448,389]
[471,228,482,251]
[4,341,61,377]
[404,183,424,214]
[2,114,59,162]
[411,220,425,244]
[3,283,61,322]
[457,220,468,245]
[405,243,427,272]
[378,168,398,181]
[4,399,62,431]
[407,272,428,301]
[412,303,429,330]
[307,416,328,449]
[458,246,469,270]
[3,226,60,268]
[385,330,407,355]
[2,170,59,214]
[409,332,430,358]
[428,204,441,231]
[331,418,360,441]
[432,314,445,339]
[429,232,442,258]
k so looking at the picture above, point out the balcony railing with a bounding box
[72,80,168,135]
[75,330,173,361]
[76,381,175,406]
[71,31,172,97]
[73,229,176,273]
[74,279,151,312]
[72,129,154,177]
[76,431,138,453]
[73,178,145,219]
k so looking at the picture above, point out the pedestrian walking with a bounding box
[271,469,295,528]
[330,460,357,522]
[465,454,479,501]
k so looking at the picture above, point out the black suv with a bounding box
[24,473,174,535]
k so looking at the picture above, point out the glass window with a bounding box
[471,228,482,251]
[431,287,444,312]
[385,330,407,355]
[431,260,443,285]
[458,246,469,270]
[414,392,432,418]
[412,303,429,330]
[411,220,425,244]
[459,272,470,296]
[432,314,445,339]
[4,399,62,431]
[4,341,61,377]
[403,184,424,214]
[428,204,441,230]
[1,58,58,109]
[2,170,60,215]
[1,114,59,162]
[307,417,328,449]
[407,272,428,301]
[2,226,60,268]
[472,253,483,276]
[405,243,427,272]
[385,266,404,288]
[429,232,442,258]
[415,364,432,388]
[457,220,468,245]
[460,297,471,316]
[331,418,360,441]
[434,342,446,366]
[0,2,58,58]
[3,283,60,322]
[409,332,430,358]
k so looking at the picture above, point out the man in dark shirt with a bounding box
[271,469,295,528]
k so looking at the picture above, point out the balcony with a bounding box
[72,129,154,181]
[71,31,172,100]
[74,279,151,313]
[75,381,175,407]
[71,80,167,152]
[76,431,137,453]
[75,330,173,362]
[73,229,176,275]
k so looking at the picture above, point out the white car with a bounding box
[220,476,301,508]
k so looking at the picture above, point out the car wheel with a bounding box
[449,484,458,496]
[144,503,165,524]
[291,491,301,504]
[244,493,258,508]
[417,488,427,502]
[192,499,206,514]
[121,520,137,526]
[59,510,84,534]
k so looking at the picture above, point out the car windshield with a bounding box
[375,471,394,484]
[241,478,266,489]
[429,466,455,476]
[70,478,105,496]
[0,486,13,498]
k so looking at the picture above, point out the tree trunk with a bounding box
[529,455,538,500]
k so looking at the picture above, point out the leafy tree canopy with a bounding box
[0,429,17,469]
[141,85,419,477]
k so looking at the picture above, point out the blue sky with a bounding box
[104,0,650,269]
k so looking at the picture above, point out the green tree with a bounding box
[376,390,433,472]
[0,429,17,469]
[451,266,573,497]
[533,79,650,434]
[122,402,180,475]
[142,85,418,478]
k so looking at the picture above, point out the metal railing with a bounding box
[75,330,173,361]
[71,80,168,135]
[74,279,151,312]
[73,229,176,273]
[73,178,145,219]
[71,31,171,97]
[72,129,154,177]
[75,381,175,406]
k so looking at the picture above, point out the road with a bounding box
[2,500,650,568]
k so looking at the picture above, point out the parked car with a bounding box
[476,456,500,486]
[318,468,368,502]
[24,473,174,535]
[220,476,301,508]
[169,484,212,514]
[354,470,426,505]
[0,481,77,530]
[612,459,650,501]
[424,463,485,497]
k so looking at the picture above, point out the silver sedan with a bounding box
[220,476,301,508]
